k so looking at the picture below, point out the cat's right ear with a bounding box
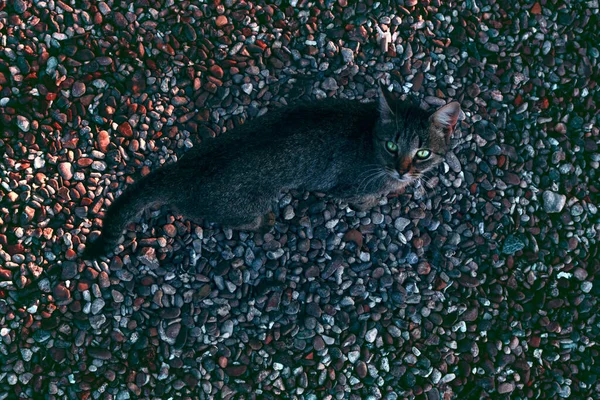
[430,102,461,132]
[378,83,395,124]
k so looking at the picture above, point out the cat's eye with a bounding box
[416,149,431,159]
[385,141,398,153]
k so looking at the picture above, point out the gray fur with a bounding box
[84,91,461,258]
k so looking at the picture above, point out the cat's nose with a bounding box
[397,158,412,175]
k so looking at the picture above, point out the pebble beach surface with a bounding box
[1,1,599,399]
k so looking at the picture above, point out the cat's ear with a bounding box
[378,83,395,124]
[430,102,461,132]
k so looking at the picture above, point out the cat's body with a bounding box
[84,90,461,258]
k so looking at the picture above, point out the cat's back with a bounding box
[236,98,378,149]
[180,98,376,168]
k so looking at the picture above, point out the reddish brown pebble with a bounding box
[225,365,247,377]
[118,122,133,137]
[210,65,224,79]
[343,229,363,248]
[97,130,110,151]
[215,16,228,27]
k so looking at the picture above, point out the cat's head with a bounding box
[373,88,461,184]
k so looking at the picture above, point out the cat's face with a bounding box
[373,90,461,184]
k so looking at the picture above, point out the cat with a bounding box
[84,87,461,258]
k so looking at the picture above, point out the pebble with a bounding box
[497,383,515,394]
[72,82,86,97]
[90,315,106,330]
[58,162,73,180]
[365,328,378,343]
[97,130,110,151]
[61,262,78,279]
[91,298,105,314]
[17,116,30,132]
[394,217,410,231]
[341,48,354,63]
[13,0,28,13]
[322,77,338,91]
[241,83,253,95]
[138,248,159,269]
[502,235,525,255]
[542,191,566,213]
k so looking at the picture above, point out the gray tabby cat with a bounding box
[84,87,461,258]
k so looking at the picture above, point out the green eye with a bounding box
[416,149,431,159]
[386,141,398,152]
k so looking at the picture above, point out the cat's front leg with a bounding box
[231,211,276,232]
[347,195,381,212]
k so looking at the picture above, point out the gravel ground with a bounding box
[1,0,599,399]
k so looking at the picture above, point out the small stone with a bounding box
[322,77,338,91]
[215,16,228,27]
[241,83,253,95]
[210,65,224,79]
[20,348,33,362]
[445,152,461,173]
[72,82,86,97]
[98,1,111,15]
[13,0,28,13]
[98,271,110,288]
[88,347,112,360]
[283,205,295,220]
[581,281,593,293]
[570,204,584,217]
[58,162,73,180]
[313,336,325,351]
[573,268,588,281]
[246,66,260,76]
[498,382,515,394]
[542,191,566,213]
[341,48,354,63]
[467,83,481,98]
[356,361,367,378]
[394,217,410,231]
[113,12,128,28]
[91,161,107,171]
[502,235,525,255]
[225,365,247,377]
[19,373,33,384]
[111,290,124,303]
[33,330,51,342]
[172,96,188,106]
[166,323,181,339]
[17,116,30,132]
[90,315,106,330]
[138,248,159,269]
[160,307,181,319]
[91,298,105,314]
[61,262,78,279]
[343,229,363,248]
[97,130,110,151]
[118,122,133,138]
[163,224,177,237]
[53,284,71,301]
[365,327,378,343]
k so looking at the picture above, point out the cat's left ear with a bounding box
[430,102,461,133]
[378,83,395,124]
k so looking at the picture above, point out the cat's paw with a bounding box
[350,197,380,212]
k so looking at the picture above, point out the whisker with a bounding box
[356,168,388,195]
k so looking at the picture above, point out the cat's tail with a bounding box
[83,171,168,259]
